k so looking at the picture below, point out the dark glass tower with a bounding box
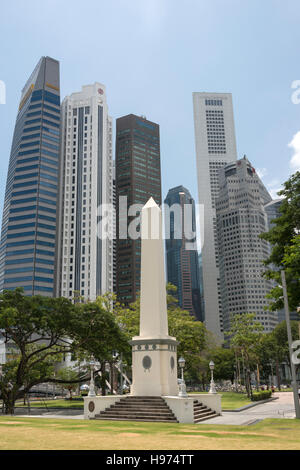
[0,56,60,296]
[164,186,203,321]
[115,114,162,304]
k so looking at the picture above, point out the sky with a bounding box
[1,0,300,223]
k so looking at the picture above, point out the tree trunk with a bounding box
[245,376,250,398]
[110,362,114,395]
[256,364,260,391]
[100,362,106,396]
[3,393,16,415]
[276,360,281,391]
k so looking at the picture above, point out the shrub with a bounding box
[251,390,272,401]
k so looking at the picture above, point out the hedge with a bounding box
[251,390,272,401]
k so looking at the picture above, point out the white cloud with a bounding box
[268,187,282,199]
[256,170,282,200]
[265,178,282,199]
[257,167,267,179]
[288,130,300,171]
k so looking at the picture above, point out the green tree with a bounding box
[225,313,264,397]
[57,367,79,399]
[0,289,128,413]
[260,172,300,312]
[207,347,235,382]
[270,320,300,369]
[113,284,208,382]
[256,320,300,389]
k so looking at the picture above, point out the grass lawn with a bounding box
[15,399,83,409]
[190,391,252,410]
[219,392,253,409]
[0,416,299,450]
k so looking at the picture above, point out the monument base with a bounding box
[84,394,222,423]
[129,337,179,396]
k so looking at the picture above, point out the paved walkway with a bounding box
[199,392,297,425]
[14,408,84,419]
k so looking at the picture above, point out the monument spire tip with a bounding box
[143,197,159,209]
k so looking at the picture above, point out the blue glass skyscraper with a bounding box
[0,56,60,296]
[164,186,203,321]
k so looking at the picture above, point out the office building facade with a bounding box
[56,83,113,301]
[0,56,60,296]
[193,92,238,337]
[116,114,161,304]
[164,186,203,321]
[216,157,278,333]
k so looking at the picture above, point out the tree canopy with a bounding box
[260,171,300,312]
[112,284,208,379]
[0,288,127,413]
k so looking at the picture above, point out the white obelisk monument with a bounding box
[130,198,179,396]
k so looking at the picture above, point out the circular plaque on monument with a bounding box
[142,355,152,370]
[88,401,95,412]
[170,356,175,370]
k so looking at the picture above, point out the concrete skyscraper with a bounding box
[115,114,162,304]
[193,93,238,337]
[56,83,113,301]
[216,157,278,333]
[0,56,60,296]
[164,186,203,321]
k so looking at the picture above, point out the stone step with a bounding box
[120,396,165,400]
[194,409,215,418]
[94,396,178,423]
[97,410,175,419]
[193,405,207,411]
[92,417,178,423]
[118,401,166,406]
[193,400,219,424]
[119,398,165,403]
[194,413,219,423]
[98,410,175,418]
[97,408,175,415]
[110,408,173,414]
[194,406,212,413]
[111,404,171,409]
[95,414,176,423]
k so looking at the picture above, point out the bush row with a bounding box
[251,390,272,401]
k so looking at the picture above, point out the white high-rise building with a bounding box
[193,93,237,337]
[56,83,113,301]
[216,157,278,333]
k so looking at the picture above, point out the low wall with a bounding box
[163,397,194,423]
[163,394,221,423]
[192,393,222,415]
[84,395,121,419]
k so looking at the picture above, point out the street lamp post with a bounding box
[281,270,300,419]
[209,361,217,394]
[118,353,124,395]
[178,357,188,397]
[247,368,253,399]
[270,362,274,388]
[88,358,96,397]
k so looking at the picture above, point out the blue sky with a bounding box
[1,0,300,221]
